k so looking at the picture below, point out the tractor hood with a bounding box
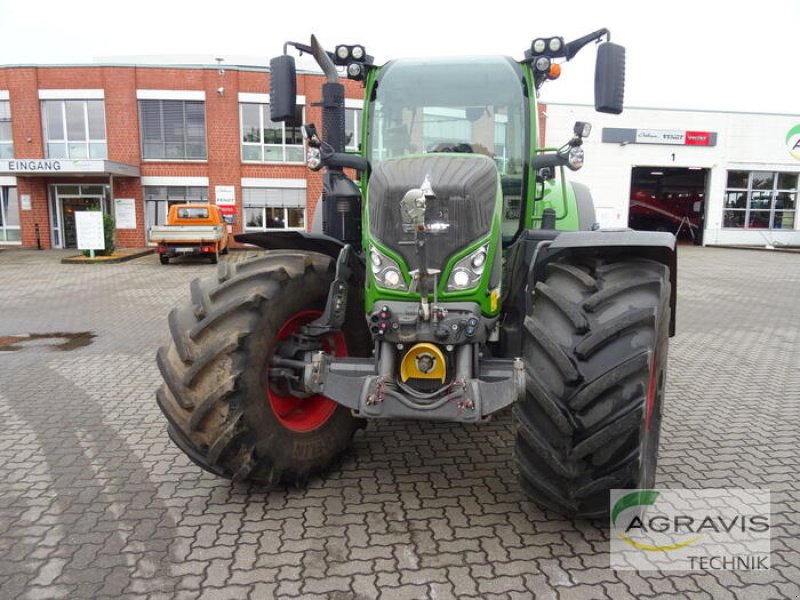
[367,154,498,272]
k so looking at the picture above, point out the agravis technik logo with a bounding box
[610,488,771,571]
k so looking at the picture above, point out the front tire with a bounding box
[514,257,670,519]
[156,251,370,485]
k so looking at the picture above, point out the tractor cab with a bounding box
[367,56,527,239]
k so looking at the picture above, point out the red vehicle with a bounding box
[629,188,702,242]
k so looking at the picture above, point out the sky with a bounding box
[0,0,798,115]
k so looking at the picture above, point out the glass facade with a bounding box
[240,103,304,163]
[345,108,360,151]
[140,100,206,160]
[41,99,107,159]
[243,187,306,231]
[0,101,12,159]
[0,186,20,242]
[723,171,796,229]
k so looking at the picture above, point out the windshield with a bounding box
[369,56,526,177]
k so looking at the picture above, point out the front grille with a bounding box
[368,155,497,271]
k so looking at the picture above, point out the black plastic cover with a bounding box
[269,54,297,122]
[594,43,625,114]
[368,156,497,271]
[321,82,346,153]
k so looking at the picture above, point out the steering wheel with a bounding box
[429,142,474,153]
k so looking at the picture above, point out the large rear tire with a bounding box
[156,250,370,485]
[514,256,670,519]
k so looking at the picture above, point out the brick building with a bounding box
[0,61,364,249]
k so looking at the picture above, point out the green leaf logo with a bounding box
[612,490,660,527]
[612,490,701,552]
[786,125,800,160]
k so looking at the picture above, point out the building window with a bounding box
[0,101,12,159]
[41,99,106,159]
[345,108,361,151]
[143,186,209,231]
[0,186,20,242]
[139,100,206,160]
[723,171,796,229]
[243,187,306,231]
[240,103,304,163]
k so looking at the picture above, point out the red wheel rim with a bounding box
[267,310,347,433]
[645,351,658,431]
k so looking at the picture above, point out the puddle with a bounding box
[0,332,96,352]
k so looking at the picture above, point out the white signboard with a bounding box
[635,129,685,145]
[215,185,236,206]
[75,211,105,251]
[114,198,137,229]
[21,194,31,211]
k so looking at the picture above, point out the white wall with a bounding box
[543,103,800,246]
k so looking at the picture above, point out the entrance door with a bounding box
[50,185,108,248]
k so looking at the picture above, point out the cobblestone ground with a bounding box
[0,246,798,599]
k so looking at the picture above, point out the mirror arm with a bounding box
[564,28,610,61]
[532,152,567,170]
[283,40,340,74]
[320,145,369,172]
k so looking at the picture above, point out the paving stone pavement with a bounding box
[0,245,798,600]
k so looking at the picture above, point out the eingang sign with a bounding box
[4,159,67,172]
[0,159,140,177]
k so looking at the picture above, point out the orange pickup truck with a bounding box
[148,203,231,264]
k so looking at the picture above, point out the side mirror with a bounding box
[222,214,236,225]
[269,54,297,122]
[594,42,625,114]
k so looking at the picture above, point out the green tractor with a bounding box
[156,30,676,519]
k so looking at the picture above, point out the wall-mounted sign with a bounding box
[75,211,105,251]
[2,159,67,172]
[215,185,236,206]
[636,129,686,145]
[786,125,800,161]
[603,128,717,147]
[0,159,140,177]
[20,194,31,211]
[114,198,137,229]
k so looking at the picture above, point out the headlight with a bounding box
[532,39,546,54]
[336,45,350,60]
[447,244,490,291]
[351,45,365,60]
[534,56,551,73]
[370,247,406,290]
[548,37,563,53]
[384,268,401,288]
[567,146,585,171]
[347,63,363,78]
[370,249,382,268]
[305,147,322,171]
